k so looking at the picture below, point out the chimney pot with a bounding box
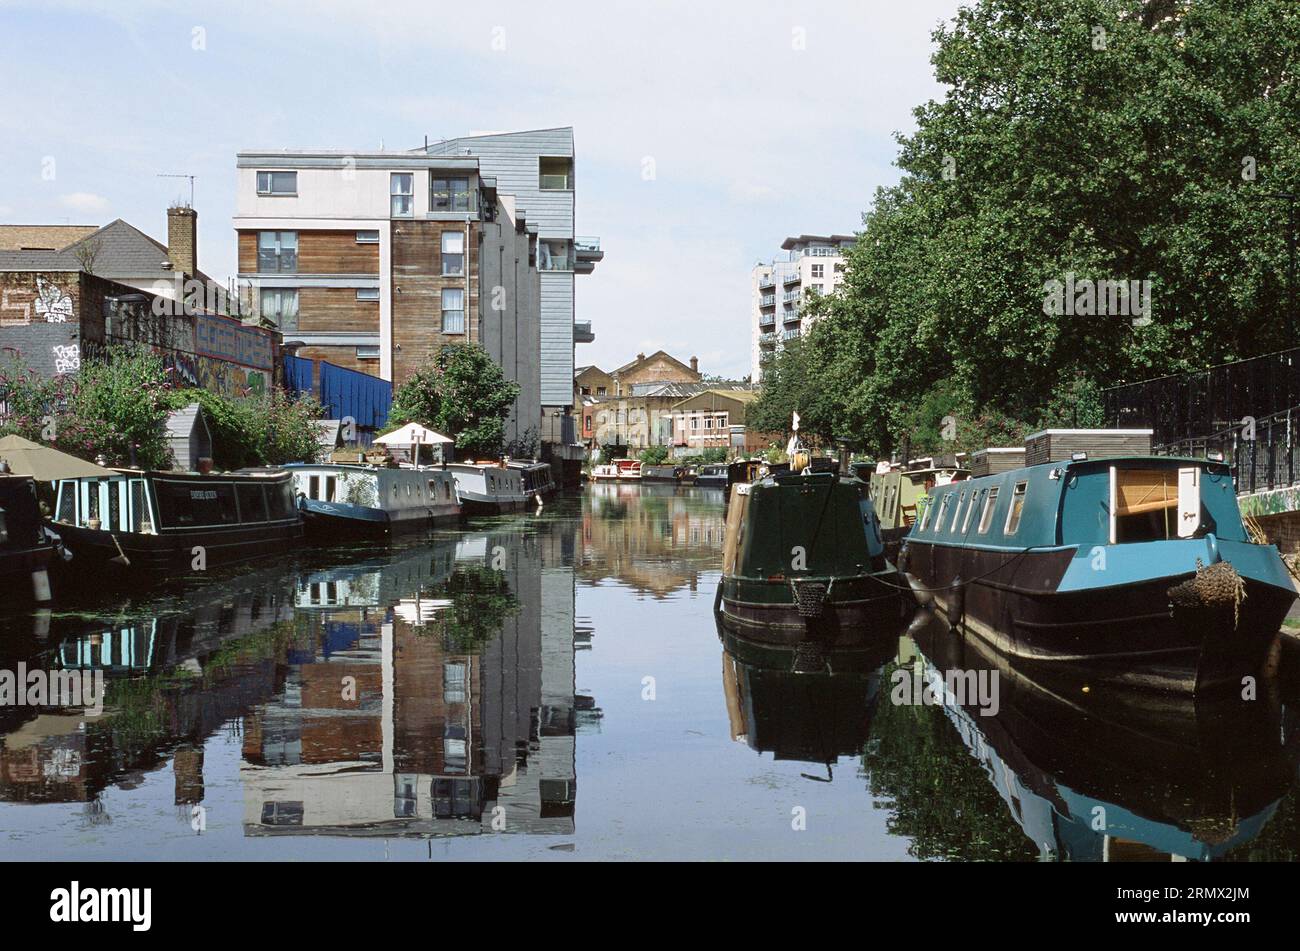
[636,352,645,362]
[690,356,699,374]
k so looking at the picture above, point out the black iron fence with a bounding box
[1104,347,1300,446]
[1156,406,1300,495]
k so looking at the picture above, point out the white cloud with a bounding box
[58,192,110,214]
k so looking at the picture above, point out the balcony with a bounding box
[574,236,603,275]
[783,309,801,324]
[782,271,800,285]
[758,313,775,328]
[759,295,776,308]
[758,275,775,291]
[782,328,800,341]
[782,291,800,303]
[574,320,595,344]
[760,332,776,346]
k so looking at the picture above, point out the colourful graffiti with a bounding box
[195,314,274,371]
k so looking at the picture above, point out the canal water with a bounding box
[2,483,1300,861]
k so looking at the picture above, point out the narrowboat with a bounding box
[898,454,1298,692]
[590,459,641,482]
[507,459,556,500]
[48,468,302,574]
[640,464,685,482]
[717,470,909,644]
[447,461,532,514]
[286,462,461,538]
[695,463,728,488]
[0,474,58,601]
[865,461,969,561]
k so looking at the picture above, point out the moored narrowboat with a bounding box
[695,463,728,488]
[48,468,302,574]
[640,464,684,482]
[867,462,969,561]
[286,462,461,538]
[507,459,556,500]
[0,474,58,601]
[590,459,642,482]
[717,469,909,644]
[447,461,532,514]
[898,454,1298,692]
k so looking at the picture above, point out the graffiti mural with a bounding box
[34,278,74,323]
[52,343,81,374]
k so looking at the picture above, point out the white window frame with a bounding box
[256,170,297,196]
[1004,481,1028,535]
[391,173,414,217]
[356,288,379,302]
[977,485,1000,534]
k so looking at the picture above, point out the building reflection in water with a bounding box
[0,520,587,840]
[579,482,725,599]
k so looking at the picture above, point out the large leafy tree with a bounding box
[388,344,521,458]
[787,0,1300,455]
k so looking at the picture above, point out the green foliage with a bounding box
[165,386,325,470]
[763,0,1300,455]
[388,344,521,458]
[638,444,670,465]
[0,349,173,467]
[436,567,520,652]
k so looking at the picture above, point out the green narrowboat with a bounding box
[717,469,909,644]
[863,462,969,561]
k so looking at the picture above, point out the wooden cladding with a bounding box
[391,220,479,384]
[296,287,378,333]
[238,229,380,274]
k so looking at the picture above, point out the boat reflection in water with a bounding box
[717,613,903,780]
[901,609,1300,860]
[0,522,585,840]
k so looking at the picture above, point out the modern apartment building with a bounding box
[419,128,602,457]
[233,149,543,455]
[750,234,854,381]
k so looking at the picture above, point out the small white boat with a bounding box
[591,460,642,482]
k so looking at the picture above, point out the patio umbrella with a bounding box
[0,434,117,481]
[374,423,454,445]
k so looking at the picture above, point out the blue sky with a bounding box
[0,0,962,378]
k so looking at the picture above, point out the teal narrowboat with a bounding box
[718,470,909,644]
[898,455,1297,692]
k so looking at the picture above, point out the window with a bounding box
[933,492,953,532]
[977,485,1000,533]
[441,230,465,275]
[919,492,936,531]
[260,289,299,331]
[356,345,379,360]
[441,288,464,333]
[256,170,297,196]
[356,230,379,243]
[356,287,379,301]
[1004,481,1027,534]
[596,386,607,396]
[949,490,964,531]
[811,263,824,279]
[236,483,268,522]
[539,156,573,190]
[444,662,468,704]
[431,175,471,212]
[1111,467,1196,543]
[391,173,413,217]
[961,489,979,533]
[257,231,297,272]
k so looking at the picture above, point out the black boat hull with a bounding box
[51,520,303,575]
[900,541,1293,692]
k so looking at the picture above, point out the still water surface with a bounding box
[2,483,1300,861]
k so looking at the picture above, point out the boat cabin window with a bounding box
[309,475,320,500]
[933,492,954,532]
[961,489,979,533]
[977,486,1000,533]
[1004,481,1027,535]
[324,476,336,502]
[56,484,75,523]
[1110,467,1200,543]
[155,481,239,526]
[949,490,965,532]
[237,483,269,522]
[267,482,294,520]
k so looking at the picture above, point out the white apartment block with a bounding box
[751,234,854,381]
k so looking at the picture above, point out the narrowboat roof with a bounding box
[56,467,295,480]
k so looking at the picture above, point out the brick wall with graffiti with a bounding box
[0,270,277,398]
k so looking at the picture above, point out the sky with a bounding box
[0,0,964,379]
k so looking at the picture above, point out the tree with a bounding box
[165,386,326,469]
[783,0,1300,454]
[388,344,521,458]
[57,347,173,468]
